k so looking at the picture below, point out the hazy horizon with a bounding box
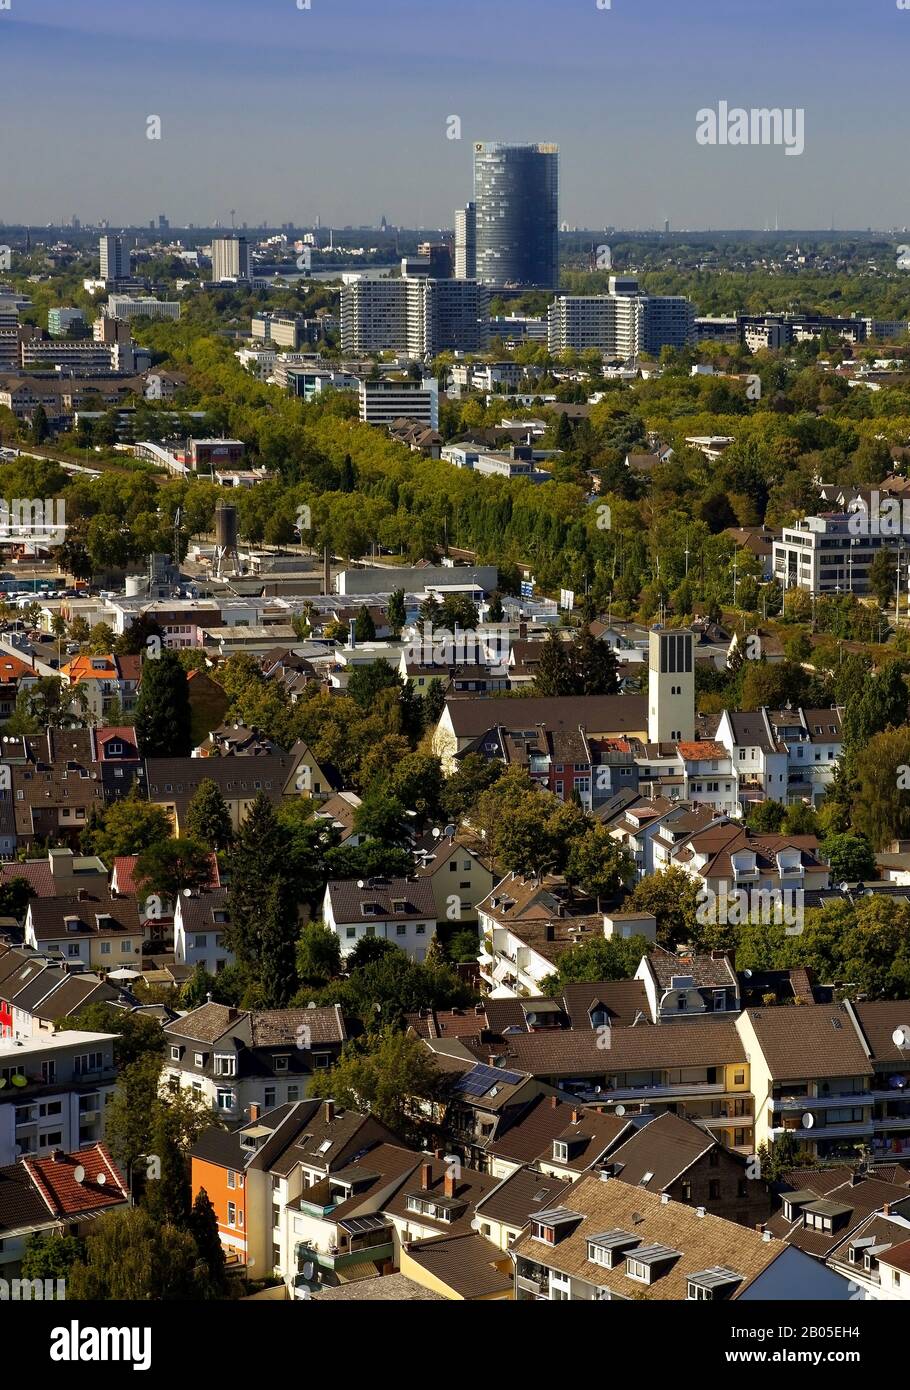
[2,0,906,230]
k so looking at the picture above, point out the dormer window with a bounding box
[214,1054,236,1077]
[553,1141,569,1162]
[532,1208,582,1245]
[624,1244,681,1284]
[64,916,80,933]
[686,1267,742,1301]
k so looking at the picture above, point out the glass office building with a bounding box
[473,143,559,290]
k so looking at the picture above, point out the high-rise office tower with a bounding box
[454,202,476,279]
[99,234,129,284]
[211,236,251,282]
[472,143,558,290]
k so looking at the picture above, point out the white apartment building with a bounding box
[104,295,181,321]
[0,1030,117,1163]
[211,236,251,282]
[341,276,488,356]
[773,512,893,594]
[358,376,439,429]
[548,279,695,358]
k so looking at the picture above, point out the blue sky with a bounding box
[2,0,908,229]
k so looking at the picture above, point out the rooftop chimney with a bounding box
[660,1192,670,1204]
[324,1099,335,1124]
[420,1160,432,1191]
[444,1170,457,1199]
[549,1095,559,1109]
[571,1109,580,1125]
[249,1103,260,1122]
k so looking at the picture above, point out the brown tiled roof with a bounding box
[383,1156,499,1238]
[486,1095,630,1167]
[444,695,647,739]
[646,945,738,991]
[0,861,54,897]
[851,1000,910,1064]
[743,1006,873,1080]
[165,1002,244,1044]
[474,1020,745,1077]
[511,1174,785,1299]
[475,1165,570,1230]
[326,877,436,924]
[23,1143,128,1217]
[403,1232,513,1298]
[559,980,651,1029]
[674,825,824,881]
[604,1113,717,1190]
[28,893,140,940]
[312,1273,445,1301]
[881,1239,910,1274]
[250,1006,345,1048]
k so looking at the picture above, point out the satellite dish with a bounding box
[307,1000,316,1009]
[614,1104,626,1116]
[432,828,441,839]
[444,824,456,838]
[97,1172,106,1185]
[893,1025,910,1049]
[73,1165,86,1184]
[802,1113,815,1130]
[356,880,365,889]
[302,1261,315,1281]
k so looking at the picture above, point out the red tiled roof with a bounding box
[112,855,139,897]
[23,1144,128,1217]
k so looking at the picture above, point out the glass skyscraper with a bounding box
[473,142,559,290]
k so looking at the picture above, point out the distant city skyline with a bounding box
[1,0,907,229]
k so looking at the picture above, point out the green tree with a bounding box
[387,588,406,637]
[135,837,212,900]
[296,920,342,986]
[851,727,910,849]
[823,832,877,883]
[541,934,651,991]
[184,778,234,851]
[353,604,376,641]
[625,865,702,947]
[21,1232,81,1282]
[134,650,192,757]
[68,1207,212,1301]
[188,1188,229,1298]
[82,790,173,862]
[309,1028,446,1141]
[564,825,636,906]
[571,628,620,695]
[225,792,299,1002]
[533,629,575,697]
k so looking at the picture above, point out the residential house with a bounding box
[432,694,648,774]
[0,1028,117,1162]
[736,1005,875,1161]
[635,946,740,1023]
[602,1111,773,1227]
[474,1022,754,1153]
[24,893,142,975]
[484,1094,632,1182]
[473,1165,570,1251]
[323,877,437,961]
[399,1231,513,1299]
[767,1164,910,1266]
[190,1097,399,1274]
[0,1142,128,1275]
[0,946,119,1040]
[174,888,233,976]
[413,832,494,926]
[478,874,607,999]
[162,1002,347,1120]
[511,1173,854,1301]
[60,653,141,722]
